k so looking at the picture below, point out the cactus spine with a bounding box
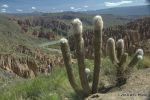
[92,15,103,93]
[60,38,80,94]
[72,18,90,96]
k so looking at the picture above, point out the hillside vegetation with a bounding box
[12,12,138,37]
[0,14,47,53]
[0,13,149,100]
[0,14,63,79]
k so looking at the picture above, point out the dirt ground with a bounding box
[86,68,150,100]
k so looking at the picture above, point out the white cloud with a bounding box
[70,7,82,11]
[75,8,82,11]
[32,7,36,10]
[16,9,23,12]
[2,4,8,8]
[104,0,133,7]
[70,6,75,10]
[1,10,6,13]
[60,10,64,12]
[1,9,6,11]
[1,9,6,13]
[84,5,88,8]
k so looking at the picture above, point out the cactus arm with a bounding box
[60,38,81,94]
[116,53,128,86]
[119,53,128,68]
[72,18,91,96]
[106,38,118,64]
[116,39,124,61]
[128,49,144,68]
[92,15,103,93]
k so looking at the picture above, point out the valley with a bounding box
[0,6,149,100]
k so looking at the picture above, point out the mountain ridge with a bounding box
[85,5,150,15]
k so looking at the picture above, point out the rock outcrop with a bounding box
[13,17,71,40]
[0,44,64,78]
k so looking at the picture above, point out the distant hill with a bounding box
[11,11,139,28]
[8,11,44,17]
[86,5,150,15]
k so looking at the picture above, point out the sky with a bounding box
[0,0,149,13]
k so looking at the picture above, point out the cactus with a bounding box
[92,16,103,93]
[71,18,91,96]
[128,49,144,67]
[106,38,144,86]
[116,39,124,61]
[60,38,81,94]
[106,38,118,64]
[60,15,144,97]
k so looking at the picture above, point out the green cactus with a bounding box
[106,38,144,86]
[60,38,81,94]
[92,16,103,93]
[116,39,124,61]
[72,18,91,96]
[106,38,118,64]
[128,49,144,67]
[60,15,144,97]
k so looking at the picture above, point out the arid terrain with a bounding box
[0,4,149,100]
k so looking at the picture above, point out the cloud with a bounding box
[70,7,82,11]
[70,6,75,10]
[60,10,64,12]
[2,4,8,8]
[84,5,88,8]
[16,9,23,12]
[1,9,6,11]
[32,7,36,10]
[104,0,133,7]
[75,8,81,11]
[1,10,6,13]
[2,4,9,8]
[1,8,6,13]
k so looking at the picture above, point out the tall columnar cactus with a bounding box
[72,18,91,96]
[92,16,103,93]
[60,38,81,94]
[60,15,144,97]
[106,38,144,86]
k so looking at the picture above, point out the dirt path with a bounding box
[39,40,61,53]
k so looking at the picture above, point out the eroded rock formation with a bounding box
[0,45,64,78]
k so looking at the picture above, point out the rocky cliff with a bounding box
[0,45,64,78]
[12,16,71,40]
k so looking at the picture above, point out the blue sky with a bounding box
[0,0,149,13]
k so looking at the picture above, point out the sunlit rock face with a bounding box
[0,46,64,78]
